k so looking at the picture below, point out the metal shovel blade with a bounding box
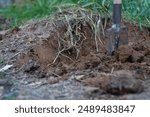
[106,0,128,55]
[106,26,128,55]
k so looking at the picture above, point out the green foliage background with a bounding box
[0,0,150,27]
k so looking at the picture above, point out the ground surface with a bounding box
[0,9,150,99]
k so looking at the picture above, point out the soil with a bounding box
[0,8,150,99]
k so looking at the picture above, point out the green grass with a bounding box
[0,0,58,27]
[0,0,150,28]
[122,0,150,27]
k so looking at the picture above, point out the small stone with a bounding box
[55,68,66,76]
[10,47,16,52]
[74,75,85,81]
[24,60,39,73]
[28,37,35,43]
[0,30,7,35]
[47,76,59,84]
[84,86,100,95]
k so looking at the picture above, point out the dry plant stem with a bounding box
[52,49,65,64]
[7,52,20,62]
[64,15,74,45]
[100,21,105,36]
[111,67,115,74]
[60,53,74,62]
[4,64,25,75]
[49,71,61,78]
[94,26,99,52]
[51,7,106,63]
[104,18,108,30]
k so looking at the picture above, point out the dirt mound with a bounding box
[0,8,150,99]
[15,8,106,76]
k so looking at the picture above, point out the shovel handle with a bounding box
[114,0,122,4]
[113,0,122,25]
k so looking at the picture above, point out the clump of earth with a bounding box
[0,7,150,99]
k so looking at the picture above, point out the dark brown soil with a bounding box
[0,9,150,99]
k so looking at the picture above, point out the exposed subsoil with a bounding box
[0,9,150,99]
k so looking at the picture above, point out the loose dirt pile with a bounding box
[0,8,150,99]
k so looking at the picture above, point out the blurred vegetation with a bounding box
[0,0,150,28]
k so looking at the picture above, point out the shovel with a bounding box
[106,0,128,55]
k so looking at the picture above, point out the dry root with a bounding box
[51,7,107,63]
